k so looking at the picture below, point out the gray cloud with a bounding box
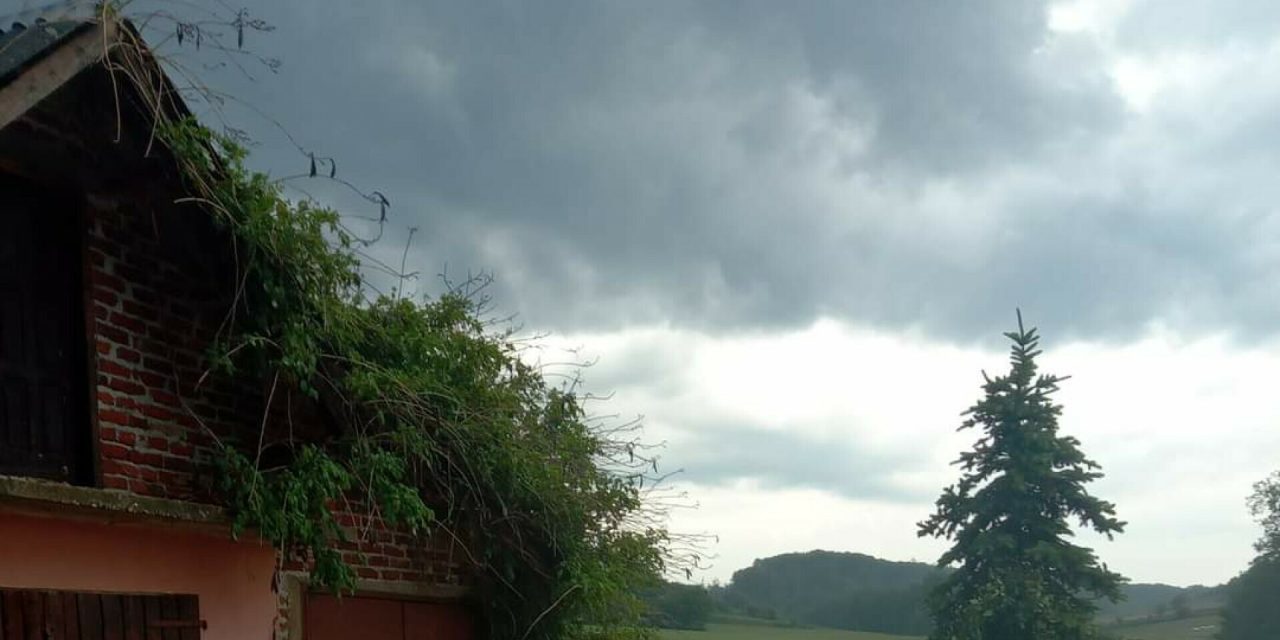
[663,420,922,502]
[1116,0,1280,50]
[125,0,1280,344]
[84,4,1280,580]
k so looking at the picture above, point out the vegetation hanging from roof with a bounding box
[93,9,687,634]
[160,112,669,639]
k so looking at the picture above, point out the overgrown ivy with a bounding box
[160,119,666,639]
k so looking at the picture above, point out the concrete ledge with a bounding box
[349,578,471,602]
[0,474,226,527]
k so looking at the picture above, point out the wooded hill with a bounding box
[707,550,1227,636]
[1094,583,1227,622]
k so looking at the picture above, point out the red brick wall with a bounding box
[87,195,237,500]
[82,193,471,593]
[331,507,468,585]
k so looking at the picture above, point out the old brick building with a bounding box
[0,13,477,640]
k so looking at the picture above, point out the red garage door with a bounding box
[305,594,473,640]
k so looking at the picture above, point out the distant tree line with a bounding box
[802,580,938,635]
[706,551,945,636]
[642,582,714,630]
[640,552,949,636]
[1218,472,1280,640]
[697,550,1225,638]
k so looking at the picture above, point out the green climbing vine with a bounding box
[157,118,669,639]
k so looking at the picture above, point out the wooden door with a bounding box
[305,594,403,640]
[0,173,88,483]
[0,590,200,640]
[305,593,475,640]
[403,601,474,640]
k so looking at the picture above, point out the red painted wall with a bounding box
[0,513,277,640]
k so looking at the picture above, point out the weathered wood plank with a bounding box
[60,593,79,640]
[174,597,197,640]
[0,172,90,482]
[140,596,161,640]
[122,596,144,640]
[101,595,123,640]
[18,591,41,640]
[0,591,203,640]
[157,597,177,640]
[42,592,65,640]
[77,594,102,640]
[0,21,117,132]
[1,591,22,640]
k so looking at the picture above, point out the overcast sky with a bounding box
[44,0,1280,586]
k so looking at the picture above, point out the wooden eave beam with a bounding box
[0,20,119,132]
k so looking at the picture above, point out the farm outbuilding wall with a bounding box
[0,14,479,640]
[0,512,276,640]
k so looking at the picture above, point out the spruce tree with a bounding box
[918,313,1126,640]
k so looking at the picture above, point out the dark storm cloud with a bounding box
[125,0,1280,343]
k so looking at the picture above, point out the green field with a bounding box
[1109,613,1221,640]
[660,624,920,640]
[659,613,1223,640]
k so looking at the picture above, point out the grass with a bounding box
[1107,613,1222,640]
[655,609,1223,640]
[657,613,1224,640]
[660,623,921,640]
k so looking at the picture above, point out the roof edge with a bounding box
[0,17,118,132]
